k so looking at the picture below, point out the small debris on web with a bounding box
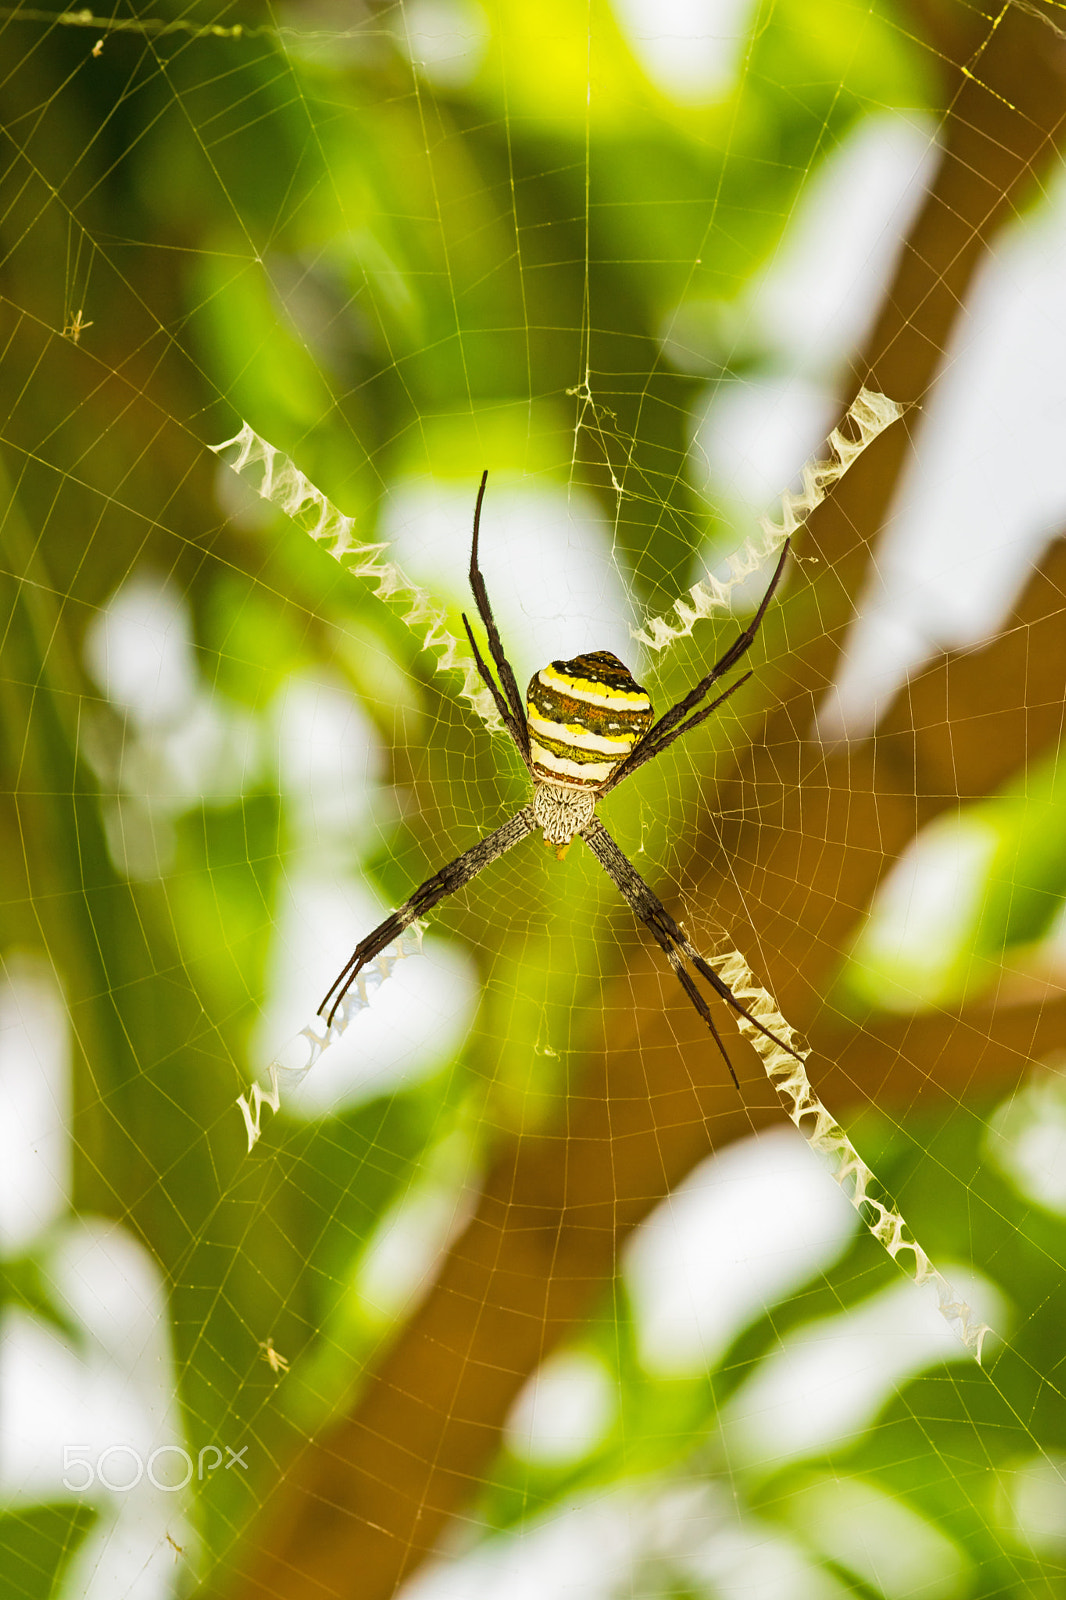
[635,387,904,652]
[210,425,504,737]
[236,923,425,1151]
[259,1338,290,1375]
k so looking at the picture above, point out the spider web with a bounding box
[2,4,1066,1600]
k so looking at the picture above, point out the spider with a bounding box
[320,473,799,1086]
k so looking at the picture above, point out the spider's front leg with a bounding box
[319,805,536,1026]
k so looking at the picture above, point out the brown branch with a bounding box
[809,987,1066,1110]
[885,537,1066,799]
[706,536,1066,1029]
[785,0,1066,701]
[220,12,1066,1600]
[225,573,1066,1600]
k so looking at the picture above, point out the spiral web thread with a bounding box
[209,426,504,735]
[213,396,986,1355]
[236,923,426,1151]
[635,387,904,652]
[710,944,991,1360]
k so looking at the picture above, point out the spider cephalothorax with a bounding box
[320,472,798,1086]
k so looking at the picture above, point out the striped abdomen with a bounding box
[526,651,653,791]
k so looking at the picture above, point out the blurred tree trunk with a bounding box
[221,8,1066,1600]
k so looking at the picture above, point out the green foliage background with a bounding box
[2,3,1065,1598]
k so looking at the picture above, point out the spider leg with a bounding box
[599,670,753,792]
[461,610,529,762]
[607,538,792,796]
[319,804,536,1026]
[580,816,801,1088]
[466,470,531,761]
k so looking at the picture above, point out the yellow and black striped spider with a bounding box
[321,473,798,1084]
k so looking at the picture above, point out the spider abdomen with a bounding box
[526,650,653,790]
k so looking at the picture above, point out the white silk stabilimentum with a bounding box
[215,400,982,1355]
[209,426,504,735]
[236,924,425,1151]
[212,390,901,729]
[635,387,904,652]
[709,944,990,1361]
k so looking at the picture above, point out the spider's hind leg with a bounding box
[580,815,800,1086]
[319,805,537,1026]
